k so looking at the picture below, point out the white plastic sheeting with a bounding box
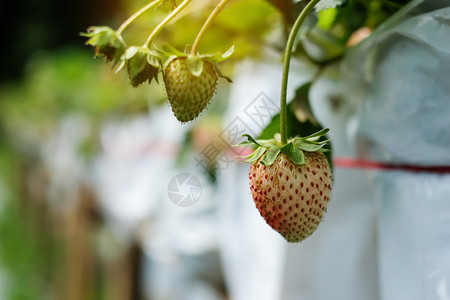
[341,1,450,299]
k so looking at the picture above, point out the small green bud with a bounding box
[81,26,126,66]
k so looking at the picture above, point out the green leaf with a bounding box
[160,44,187,57]
[222,45,235,60]
[258,101,325,141]
[241,146,267,163]
[293,140,326,152]
[304,128,329,141]
[281,142,306,164]
[317,7,338,30]
[162,55,177,69]
[258,139,278,148]
[157,44,186,68]
[261,145,281,166]
[207,45,235,63]
[123,46,139,60]
[235,140,255,147]
[280,142,293,154]
[186,56,204,77]
[237,139,271,147]
[147,53,161,68]
[290,148,305,164]
[289,148,305,165]
[113,60,126,73]
[242,134,262,147]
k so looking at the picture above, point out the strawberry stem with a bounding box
[191,0,232,55]
[117,0,164,35]
[280,0,320,145]
[143,0,193,48]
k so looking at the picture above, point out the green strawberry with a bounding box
[159,45,234,122]
[238,129,332,243]
[163,56,218,122]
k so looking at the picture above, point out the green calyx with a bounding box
[116,46,161,87]
[159,44,234,82]
[81,26,126,65]
[237,128,330,166]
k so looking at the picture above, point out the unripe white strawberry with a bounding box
[250,152,332,242]
[238,129,333,242]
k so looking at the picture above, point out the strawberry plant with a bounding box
[81,0,334,242]
[81,0,412,242]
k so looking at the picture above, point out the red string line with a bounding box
[333,157,450,174]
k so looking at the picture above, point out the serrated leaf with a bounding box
[261,145,281,166]
[186,56,204,77]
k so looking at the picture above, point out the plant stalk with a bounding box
[280,0,320,145]
[191,0,232,55]
[144,0,193,48]
[117,0,164,35]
